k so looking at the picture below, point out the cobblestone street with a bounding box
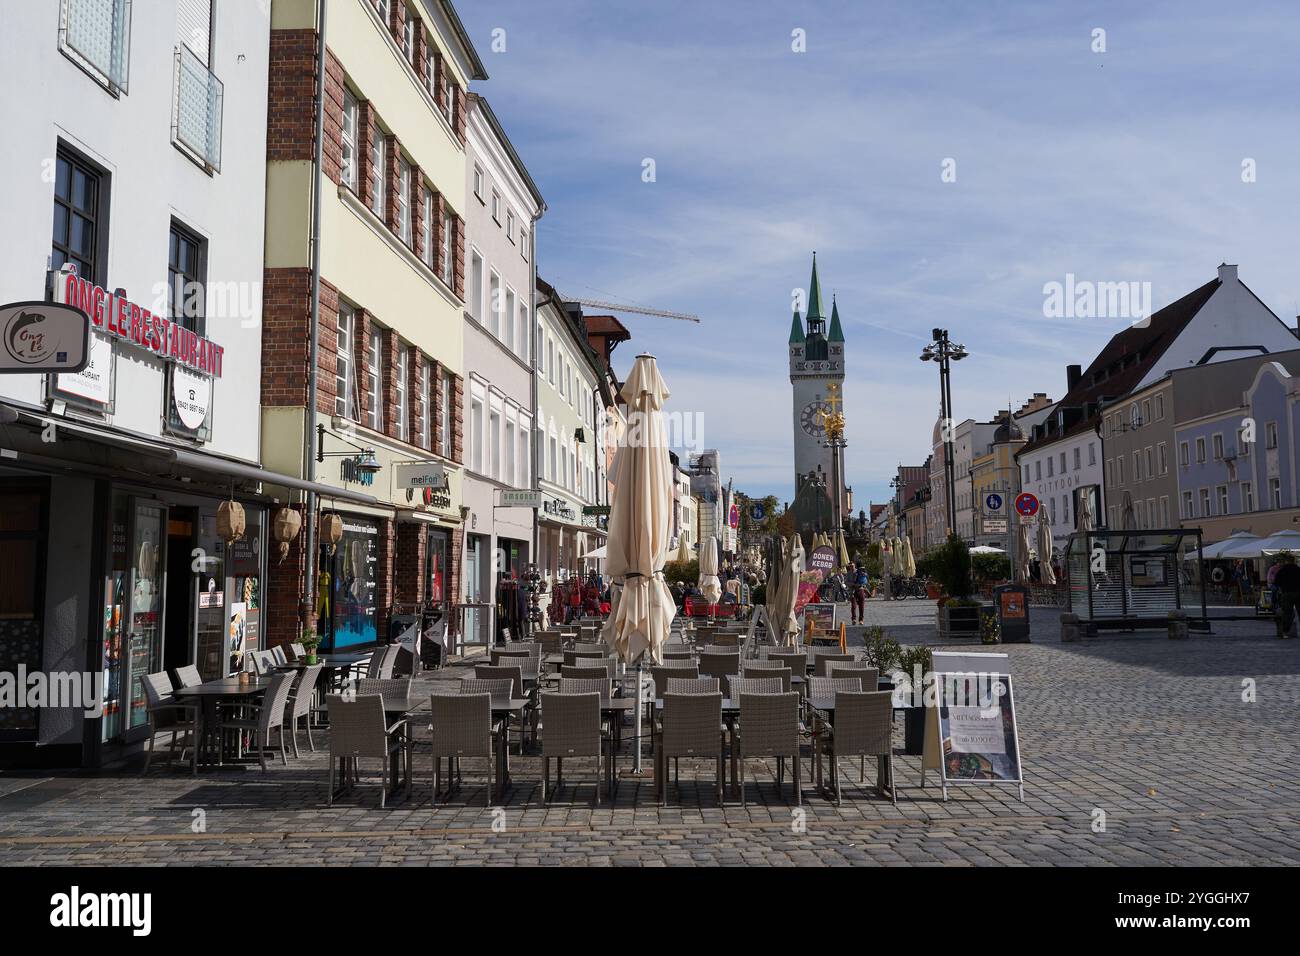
[3,601,1298,866]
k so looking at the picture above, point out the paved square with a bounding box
[2,601,1298,866]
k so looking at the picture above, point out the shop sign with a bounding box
[0,301,90,373]
[52,267,225,378]
[340,456,376,487]
[53,329,114,407]
[501,489,541,508]
[983,518,1008,534]
[395,461,445,489]
[543,496,577,522]
[582,504,610,517]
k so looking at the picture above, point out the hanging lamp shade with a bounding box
[216,500,246,545]
[320,512,344,554]
[272,507,303,563]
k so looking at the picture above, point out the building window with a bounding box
[1238,427,1251,457]
[505,418,517,486]
[439,370,450,454]
[1144,447,1153,480]
[1212,433,1224,460]
[421,185,433,267]
[489,408,501,480]
[1117,456,1125,484]
[1182,491,1193,519]
[1155,394,1165,420]
[489,271,501,336]
[336,304,355,419]
[473,165,484,200]
[1130,404,1142,428]
[506,209,516,242]
[1270,477,1282,509]
[395,345,409,441]
[397,157,412,244]
[1088,442,1096,466]
[1131,451,1140,482]
[370,132,386,219]
[1199,488,1211,518]
[1216,485,1229,515]
[1047,456,1053,478]
[59,0,133,93]
[1243,481,1254,512]
[470,251,484,322]
[366,327,383,431]
[520,228,529,260]
[520,420,531,487]
[423,33,436,98]
[441,210,453,286]
[1195,437,1206,463]
[341,88,359,190]
[520,302,530,363]
[168,220,206,335]
[402,15,414,61]
[491,189,501,223]
[51,145,108,283]
[1160,497,1169,525]
[1267,422,1279,449]
[419,360,431,450]
[1179,441,1189,467]
[470,396,485,473]
[1158,443,1168,474]
[504,288,516,354]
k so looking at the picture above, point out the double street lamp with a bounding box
[920,328,968,535]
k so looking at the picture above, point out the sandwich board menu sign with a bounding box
[921,651,1024,802]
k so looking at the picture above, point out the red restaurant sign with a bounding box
[53,269,224,378]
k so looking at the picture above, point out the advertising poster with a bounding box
[802,601,837,635]
[938,674,1022,784]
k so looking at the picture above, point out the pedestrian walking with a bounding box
[848,562,869,625]
[1273,553,1300,638]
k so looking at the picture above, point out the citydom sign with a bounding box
[53,267,225,377]
[0,301,90,373]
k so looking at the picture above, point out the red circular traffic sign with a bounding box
[1015,493,1039,517]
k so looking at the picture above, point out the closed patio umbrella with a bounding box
[773,534,806,647]
[765,535,788,642]
[674,531,691,564]
[1017,521,1033,582]
[1037,512,1057,585]
[698,535,722,605]
[901,535,917,579]
[836,529,850,568]
[1077,495,1095,533]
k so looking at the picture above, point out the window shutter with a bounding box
[176,0,212,65]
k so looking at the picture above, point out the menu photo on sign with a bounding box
[938,674,1022,786]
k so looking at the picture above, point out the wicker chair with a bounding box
[572,642,606,654]
[652,663,699,699]
[325,693,409,807]
[356,676,414,705]
[475,665,536,744]
[806,677,865,784]
[491,647,533,666]
[711,631,740,647]
[661,648,695,662]
[734,692,802,806]
[813,653,856,678]
[739,662,792,692]
[563,649,606,668]
[174,665,203,688]
[290,642,307,660]
[698,651,741,683]
[140,672,199,775]
[540,691,608,804]
[429,692,500,803]
[535,630,563,652]
[658,692,725,806]
[665,677,719,695]
[271,645,288,666]
[285,663,324,757]
[828,665,879,691]
[218,671,295,772]
[819,690,896,805]
[562,665,611,684]
[249,651,271,677]
[559,677,613,702]
[770,650,808,677]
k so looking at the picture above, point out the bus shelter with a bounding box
[1065,529,1208,631]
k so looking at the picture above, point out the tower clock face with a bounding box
[801,401,831,436]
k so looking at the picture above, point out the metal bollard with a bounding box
[1060,612,1080,643]
[1168,609,1189,640]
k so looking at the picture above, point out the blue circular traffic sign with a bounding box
[750,504,765,521]
[985,493,1003,512]
[1015,493,1039,517]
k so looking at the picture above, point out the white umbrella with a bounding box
[698,535,722,605]
[1182,530,1260,561]
[969,545,1006,554]
[1255,529,1300,556]
[1077,495,1095,533]
[774,534,806,647]
[901,535,917,579]
[765,535,788,642]
[674,531,691,564]
[603,354,676,667]
[583,544,608,560]
[1037,512,1057,585]
[836,529,850,569]
[1017,521,1033,582]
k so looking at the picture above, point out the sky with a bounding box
[456,0,1300,508]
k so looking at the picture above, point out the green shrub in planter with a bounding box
[861,626,901,672]
[980,607,1001,644]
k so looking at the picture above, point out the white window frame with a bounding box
[397,157,412,245]
[341,87,359,191]
[420,360,431,450]
[336,303,355,419]
[370,131,386,219]
[366,326,383,431]
[421,185,433,267]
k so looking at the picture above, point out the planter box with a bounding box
[903,707,927,755]
[936,603,982,640]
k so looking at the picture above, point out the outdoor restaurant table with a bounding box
[174,677,272,769]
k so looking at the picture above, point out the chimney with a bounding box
[1066,364,1082,391]
[1218,262,1238,284]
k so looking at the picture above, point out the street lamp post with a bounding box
[920,328,968,537]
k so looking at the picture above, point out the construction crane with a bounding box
[561,294,701,324]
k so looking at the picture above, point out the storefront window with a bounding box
[228,513,263,677]
[319,518,377,650]
[102,498,165,737]
[0,487,46,736]
[426,528,449,605]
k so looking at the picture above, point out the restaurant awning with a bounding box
[169,449,379,506]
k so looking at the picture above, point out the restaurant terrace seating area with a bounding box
[137,613,901,809]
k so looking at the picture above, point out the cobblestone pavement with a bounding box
[2,600,1299,866]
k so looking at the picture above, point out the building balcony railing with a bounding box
[172,43,223,173]
[59,0,132,94]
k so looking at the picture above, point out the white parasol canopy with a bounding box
[900,535,917,578]
[674,531,691,564]
[773,533,805,647]
[698,535,722,605]
[1017,521,1033,582]
[602,354,676,665]
[969,545,1006,554]
[765,535,788,642]
[1182,530,1260,562]
[1077,494,1095,533]
[1037,512,1057,585]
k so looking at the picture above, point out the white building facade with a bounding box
[462,93,543,640]
[0,0,270,765]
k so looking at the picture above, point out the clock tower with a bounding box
[789,253,847,537]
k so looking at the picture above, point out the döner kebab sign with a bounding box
[53,267,225,377]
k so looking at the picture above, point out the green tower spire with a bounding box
[788,308,805,344]
[828,294,844,342]
[806,252,825,323]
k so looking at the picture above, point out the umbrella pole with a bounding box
[633,654,645,774]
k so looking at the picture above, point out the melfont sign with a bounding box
[53,268,225,377]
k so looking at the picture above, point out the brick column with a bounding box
[321,47,345,185]
[452,373,465,464]
[433,51,446,115]
[260,267,311,408]
[430,191,446,283]
[315,278,340,417]
[381,327,401,441]
[432,362,446,459]
[388,0,406,43]
[265,504,309,650]
[355,309,373,428]
[385,132,401,235]
[450,526,464,610]
[452,215,465,300]
[395,522,425,605]
[375,518,396,641]
[411,165,426,263]
[408,349,426,449]
[358,101,380,212]
[412,20,427,83]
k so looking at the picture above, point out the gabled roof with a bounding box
[1018,277,1220,455]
